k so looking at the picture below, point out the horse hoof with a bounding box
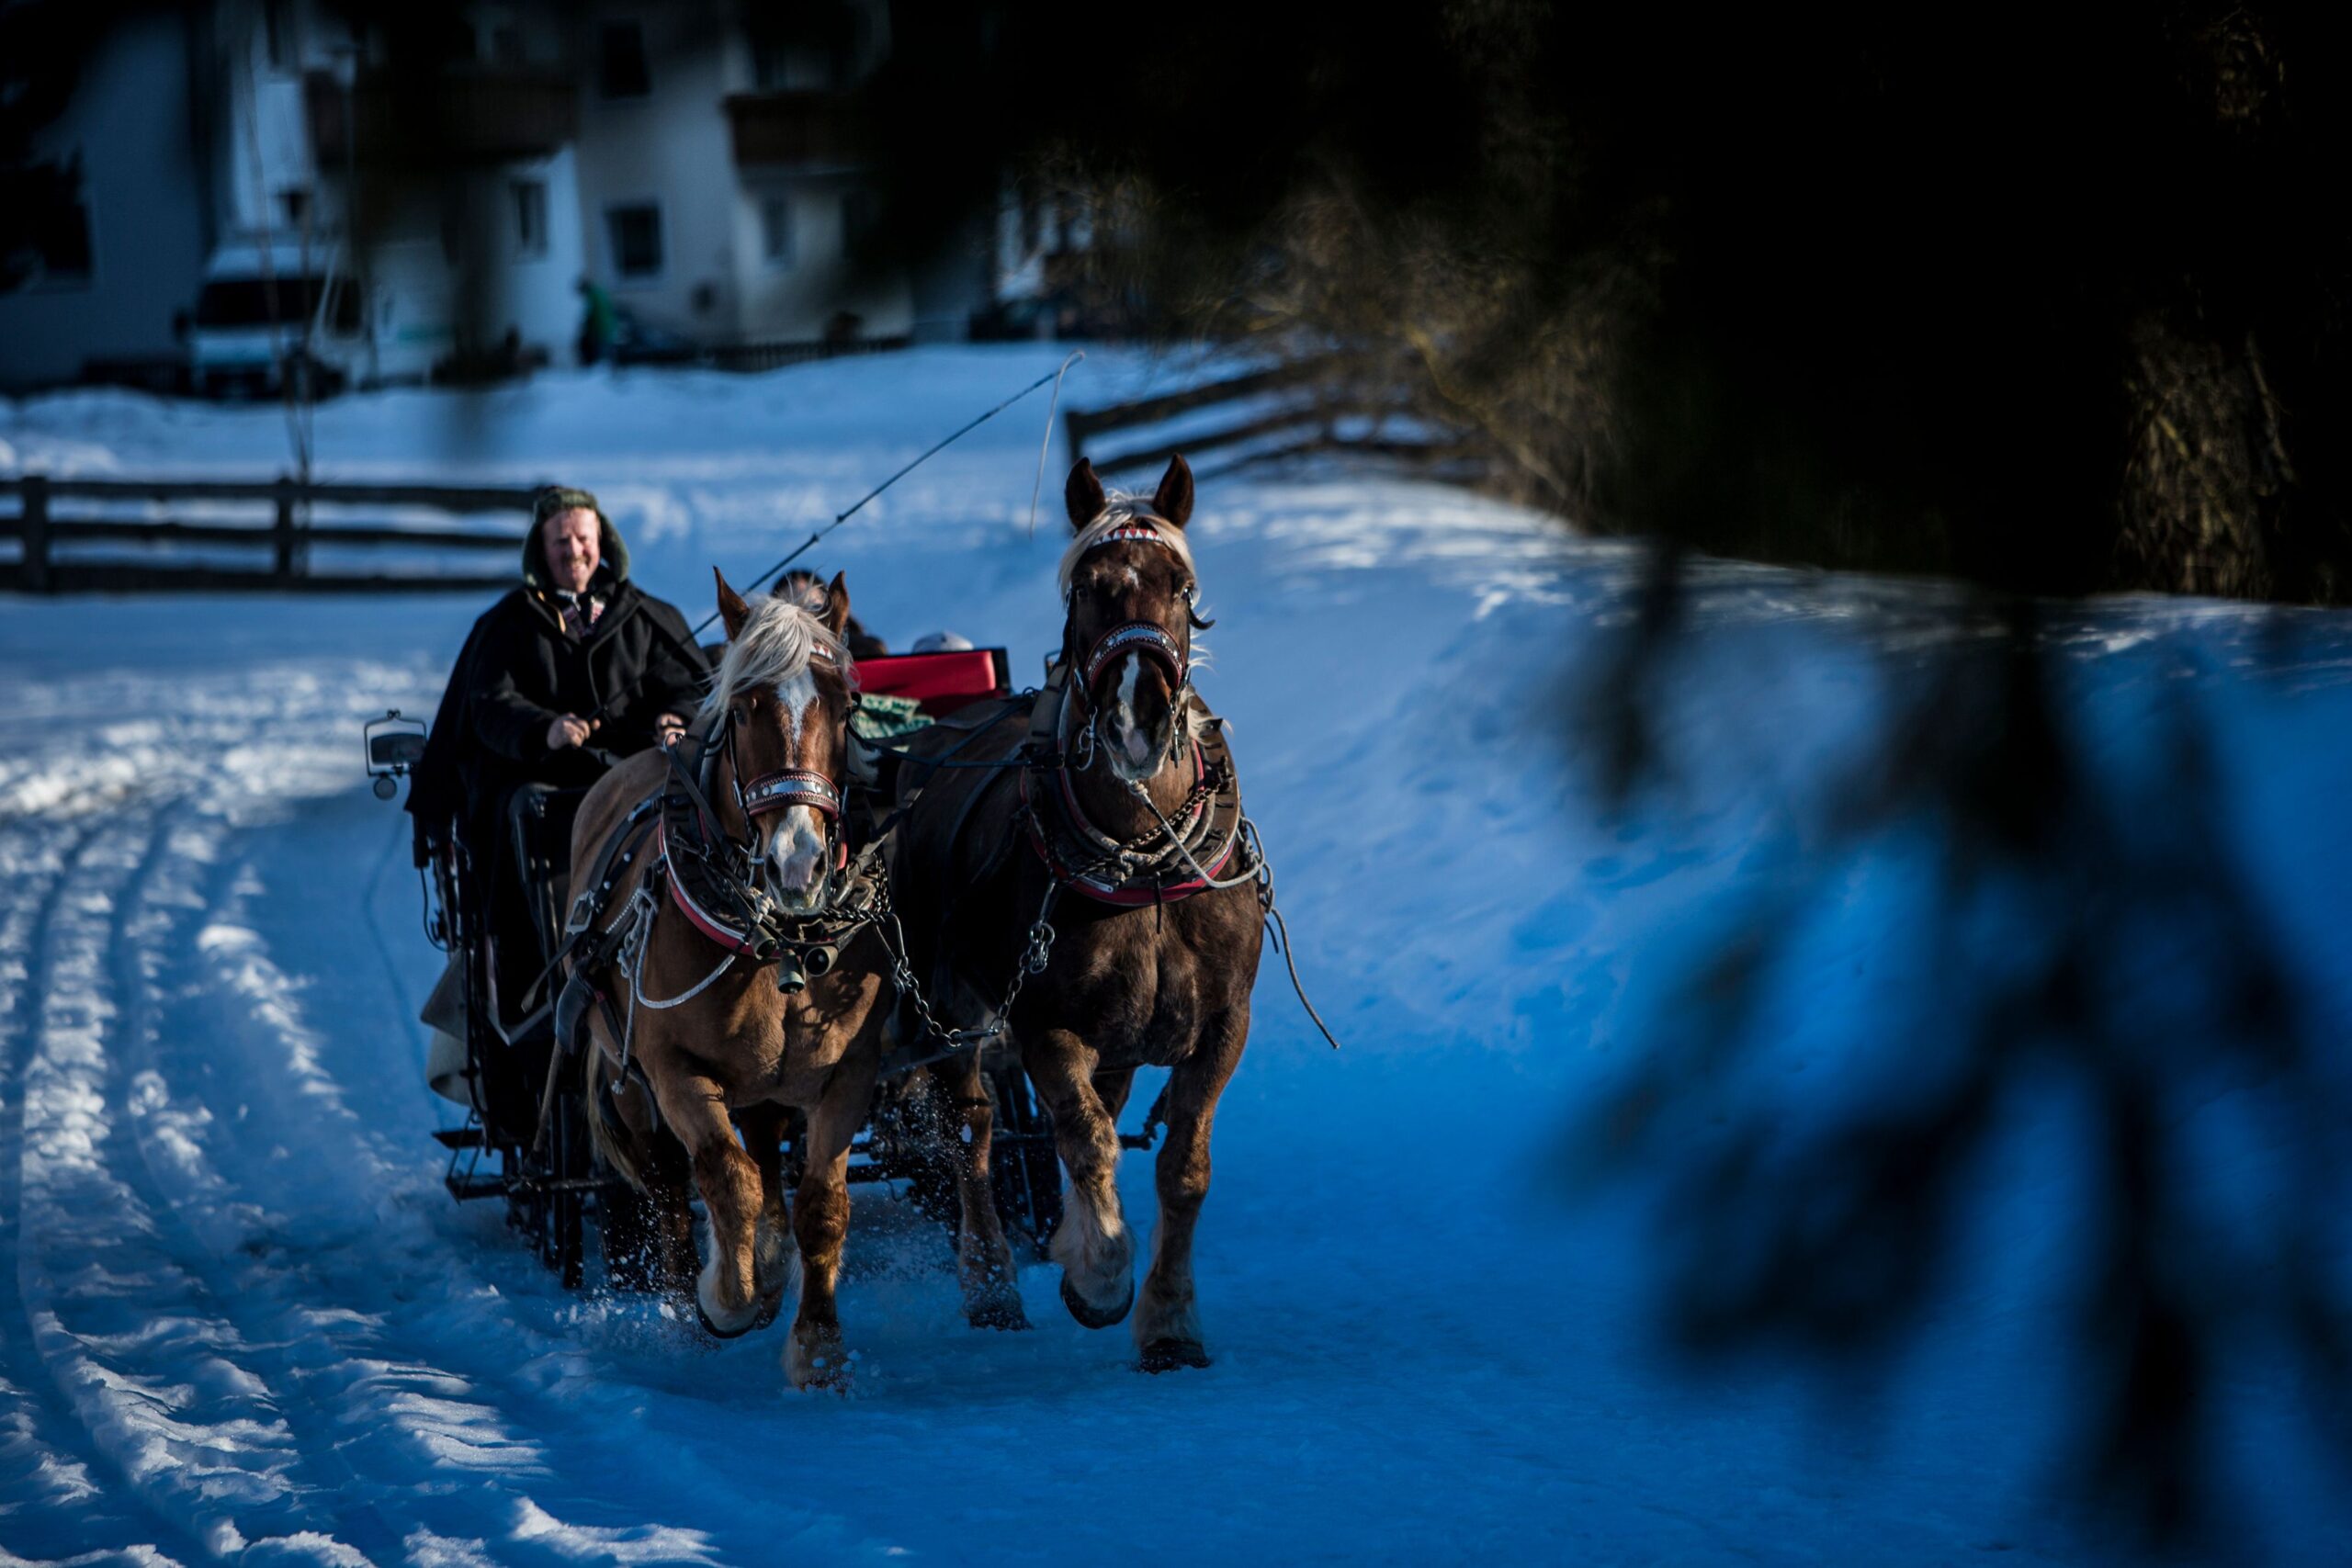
[967,1295,1031,1333]
[1139,1337,1211,1374]
[1060,1272,1134,1330]
[695,1296,760,1340]
[789,1345,853,1393]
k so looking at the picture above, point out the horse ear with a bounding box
[1153,454,1194,530]
[1066,457,1107,529]
[823,571,852,638]
[714,566,750,641]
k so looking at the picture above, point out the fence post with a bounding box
[21,473,51,593]
[273,474,297,583]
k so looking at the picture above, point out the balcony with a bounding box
[724,92,864,167]
[307,68,580,166]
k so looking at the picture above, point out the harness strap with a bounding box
[660,819,774,959]
[1079,620,1188,694]
[742,767,842,819]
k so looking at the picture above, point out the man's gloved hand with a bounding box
[547,713,599,751]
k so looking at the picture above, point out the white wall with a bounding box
[574,0,922,347]
[572,4,739,341]
[212,0,338,243]
[0,12,211,389]
[730,175,913,342]
[433,148,590,368]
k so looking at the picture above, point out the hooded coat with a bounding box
[407,508,707,865]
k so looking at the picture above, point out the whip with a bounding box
[706,350,1086,641]
[585,351,1085,725]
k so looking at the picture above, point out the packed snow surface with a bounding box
[3,348,2349,1564]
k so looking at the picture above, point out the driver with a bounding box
[468,486,704,783]
[408,486,707,1050]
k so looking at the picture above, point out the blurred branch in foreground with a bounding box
[1574,549,2352,1554]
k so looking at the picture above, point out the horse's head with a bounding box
[709,568,856,917]
[1059,455,1202,784]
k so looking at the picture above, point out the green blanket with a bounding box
[850,693,929,742]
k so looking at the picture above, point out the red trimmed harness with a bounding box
[657,816,771,957]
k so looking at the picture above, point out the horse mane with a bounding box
[1057,491,1195,600]
[699,592,852,720]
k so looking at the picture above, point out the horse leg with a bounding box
[585,1047,695,1298]
[786,1054,879,1390]
[643,1129,700,1305]
[1136,1003,1249,1372]
[650,1070,766,1339]
[934,1055,1026,1331]
[735,1102,800,1328]
[1028,1030,1135,1329]
[1095,1066,1138,1122]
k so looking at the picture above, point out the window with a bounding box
[598,20,650,97]
[3,156,94,291]
[279,188,311,228]
[606,202,662,277]
[760,195,794,267]
[193,276,358,333]
[21,200,94,289]
[513,180,548,259]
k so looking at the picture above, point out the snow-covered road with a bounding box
[4,349,2349,1564]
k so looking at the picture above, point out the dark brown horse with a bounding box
[890,455,1263,1371]
[569,570,891,1389]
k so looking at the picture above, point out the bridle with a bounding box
[1063,514,1210,773]
[703,643,852,875]
[653,644,876,987]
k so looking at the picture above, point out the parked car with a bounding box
[182,242,453,398]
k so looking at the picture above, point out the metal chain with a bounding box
[874,872,1057,1065]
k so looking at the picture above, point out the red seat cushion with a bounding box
[855,649,1012,716]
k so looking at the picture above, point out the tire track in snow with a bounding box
[0,646,908,1563]
[144,827,856,1563]
[2,667,752,1562]
[13,803,347,1560]
[0,818,187,1566]
[0,661,429,1563]
[115,818,552,1559]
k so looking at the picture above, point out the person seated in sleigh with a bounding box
[407,487,709,1097]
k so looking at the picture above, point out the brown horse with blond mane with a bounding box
[566,569,888,1390]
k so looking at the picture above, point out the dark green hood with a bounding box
[522,485,631,589]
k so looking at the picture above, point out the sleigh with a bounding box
[369,644,1072,1291]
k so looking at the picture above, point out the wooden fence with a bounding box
[1064,356,1457,479]
[0,474,540,593]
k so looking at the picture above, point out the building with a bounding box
[0,7,213,390]
[577,2,913,347]
[0,0,984,394]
